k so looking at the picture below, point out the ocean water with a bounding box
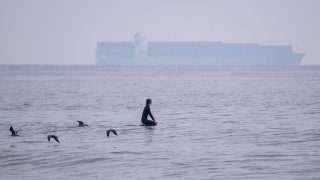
[0,65,320,180]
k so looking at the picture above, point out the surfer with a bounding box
[141,99,157,126]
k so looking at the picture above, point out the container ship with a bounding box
[96,34,304,66]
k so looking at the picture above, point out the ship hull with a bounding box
[95,40,304,66]
[96,55,304,66]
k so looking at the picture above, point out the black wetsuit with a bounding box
[141,105,156,126]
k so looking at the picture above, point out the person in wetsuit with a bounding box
[141,99,157,126]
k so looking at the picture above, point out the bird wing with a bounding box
[47,136,51,141]
[10,126,15,135]
[77,121,83,125]
[106,130,110,137]
[53,136,60,143]
[112,130,117,136]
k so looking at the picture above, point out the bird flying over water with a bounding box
[10,126,19,136]
[106,129,117,137]
[77,121,88,127]
[47,135,60,143]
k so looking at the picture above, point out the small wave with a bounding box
[123,124,141,127]
[20,140,43,144]
[110,151,144,155]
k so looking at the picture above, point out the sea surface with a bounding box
[0,65,320,180]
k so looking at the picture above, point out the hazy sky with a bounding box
[0,0,319,65]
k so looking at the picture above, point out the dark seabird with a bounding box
[47,135,60,143]
[9,126,19,136]
[106,129,117,137]
[77,121,88,127]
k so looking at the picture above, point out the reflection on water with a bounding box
[143,126,155,145]
[0,66,320,180]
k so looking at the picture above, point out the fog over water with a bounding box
[0,0,320,65]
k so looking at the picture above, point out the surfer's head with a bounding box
[146,99,152,106]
